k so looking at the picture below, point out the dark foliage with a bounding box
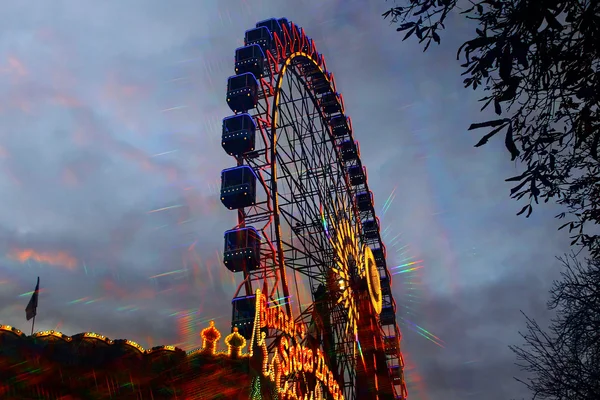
[383,0,600,257]
[509,255,600,399]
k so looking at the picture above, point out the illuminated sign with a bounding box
[258,293,306,339]
[252,289,345,400]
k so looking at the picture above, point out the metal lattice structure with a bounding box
[219,18,408,400]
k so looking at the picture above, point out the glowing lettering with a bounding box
[279,336,290,376]
[304,349,314,373]
[255,290,344,400]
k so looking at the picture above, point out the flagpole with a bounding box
[31,314,35,336]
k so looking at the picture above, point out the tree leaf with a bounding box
[558,222,571,230]
[469,118,510,131]
[526,204,533,217]
[415,26,424,40]
[457,37,496,60]
[510,178,530,196]
[494,98,502,115]
[414,3,433,16]
[396,22,416,32]
[473,123,508,147]
[516,204,531,216]
[504,124,520,160]
[424,39,432,52]
[505,171,530,182]
[530,180,540,202]
[403,26,417,40]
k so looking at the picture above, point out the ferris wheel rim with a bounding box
[232,50,361,398]
[260,53,370,399]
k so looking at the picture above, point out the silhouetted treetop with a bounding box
[384,0,600,256]
[510,255,600,399]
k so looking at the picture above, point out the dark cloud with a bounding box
[401,267,558,399]
[0,1,572,399]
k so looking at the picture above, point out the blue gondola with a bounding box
[244,26,273,52]
[231,295,256,340]
[302,62,322,79]
[348,165,366,186]
[330,115,350,137]
[222,113,256,156]
[390,365,404,386]
[380,275,394,313]
[235,45,265,78]
[312,74,331,95]
[380,276,391,297]
[371,245,386,269]
[384,335,399,355]
[340,140,359,162]
[303,64,331,95]
[226,73,259,113]
[380,301,397,326]
[223,227,261,273]
[355,191,374,212]
[319,92,342,114]
[220,165,257,210]
[362,218,380,240]
[256,18,282,38]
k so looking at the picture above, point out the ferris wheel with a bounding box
[218,18,408,400]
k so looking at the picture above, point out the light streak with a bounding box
[356,333,366,370]
[161,105,188,112]
[166,77,188,83]
[67,297,90,304]
[392,260,424,275]
[149,269,186,279]
[147,204,184,213]
[380,186,397,217]
[151,149,178,157]
[400,317,445,348]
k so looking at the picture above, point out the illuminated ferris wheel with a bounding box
[218,18,408,400]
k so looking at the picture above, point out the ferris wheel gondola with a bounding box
[219,17,408,400]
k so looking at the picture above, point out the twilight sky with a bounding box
[0,1,572,399]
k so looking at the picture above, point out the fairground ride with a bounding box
[220,17,408,400]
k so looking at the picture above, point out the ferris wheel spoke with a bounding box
[274,166,337,266]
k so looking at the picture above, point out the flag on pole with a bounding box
[25,277,40,321]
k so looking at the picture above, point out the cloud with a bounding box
[401,266,559,399]
[8,248,78,270]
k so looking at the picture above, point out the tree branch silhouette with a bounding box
[384,0,600,257]
[509,255,600,399]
